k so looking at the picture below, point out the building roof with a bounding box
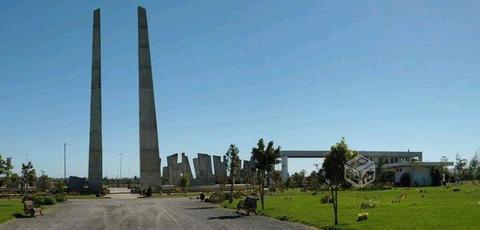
[280,150,422,158]
[382,161,453,168]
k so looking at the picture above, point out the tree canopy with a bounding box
[251,138,281,210]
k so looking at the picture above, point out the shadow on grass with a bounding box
[207,214,247,220]
[185,207,217,210]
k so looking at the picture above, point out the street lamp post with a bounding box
[119,153,124,179]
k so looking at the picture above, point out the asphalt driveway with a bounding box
[0,198,313,230]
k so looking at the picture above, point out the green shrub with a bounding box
[360,200,377,209]
[33,195,46,205]
[269,186,277,193]
[32,194,57,205]
[55,194,67,202]
[44,196,56,205]
[320,194,332,204]
[208,191,226,203]
[382,185,393,190]
[233,191,245,199]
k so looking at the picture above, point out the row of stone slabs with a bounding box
[162,153,256,186]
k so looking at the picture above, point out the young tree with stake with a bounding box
[322,138,356,226]
[225,144,240,203]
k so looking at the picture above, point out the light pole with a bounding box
[119,153,124,179]
[64,143,67,182]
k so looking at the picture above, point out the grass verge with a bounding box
[223,183,480,229]
[0,199,23,224]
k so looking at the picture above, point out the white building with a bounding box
[281,150,453,186]
[382,161,453,186]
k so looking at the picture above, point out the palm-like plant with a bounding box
[251,138,281,210]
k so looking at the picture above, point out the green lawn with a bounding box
[224,184,480,229]
[0,199,23,224]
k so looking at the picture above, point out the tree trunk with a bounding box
[261,180,265,210]
[229,175,234,203]
[334,188,338,225]
[329,185,336,225]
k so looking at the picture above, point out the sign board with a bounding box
[344,155,376,188]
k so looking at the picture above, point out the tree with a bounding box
[225,144,241,202]
[307,169,326,192]
[284,177,292,189]
[291,170,306,188]
[322,137,356,226]
[8,173,20,188]
[270,170,283,192]
[0,155,14,198]
[179,175,190,193]
[468,150,480,181]
[21,161,37,193]
[54,179,66,194]
[454,154,467,182]
[0,155,13,186]
[36,172,53,192]
[251,138,281,210]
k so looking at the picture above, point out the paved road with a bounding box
[0,198,314,230]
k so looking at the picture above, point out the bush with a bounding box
[32,194,57,205]
[320,194,332,204]
[44,196,56,205]
[55,194,67,202]
[208,192,226,204]
[360,200,377,209]
[400,173,411,187]
[233,191,245,199]
[269,186,277,193]
[33,195,46,205]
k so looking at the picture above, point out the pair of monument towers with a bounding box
[88,7,161,191]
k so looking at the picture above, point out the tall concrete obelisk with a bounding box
[88,8,102,191]
[138,6,161,189]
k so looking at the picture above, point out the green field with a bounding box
[0,199,23,224]
[224,184,480,229]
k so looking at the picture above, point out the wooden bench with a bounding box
[24,200,43,217]
[236,196,258,215]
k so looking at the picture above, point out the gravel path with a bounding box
[0,198,314,230]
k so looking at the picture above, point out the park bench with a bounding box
[24,200,43,217]
[236,196,258,215]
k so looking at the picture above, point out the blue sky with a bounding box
[1,0,480,178]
